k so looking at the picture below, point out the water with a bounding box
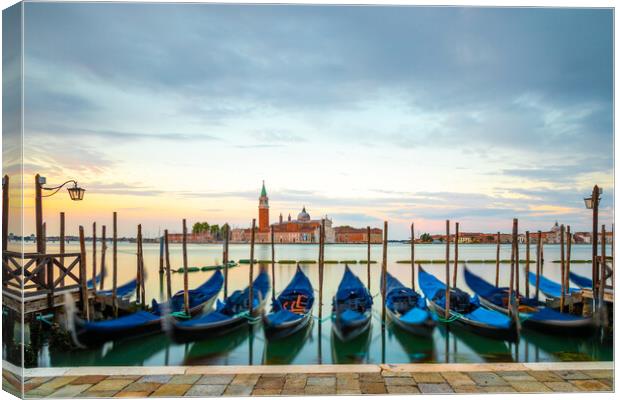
[33,242,612,367]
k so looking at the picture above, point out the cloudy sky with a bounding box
[20,3,613,238]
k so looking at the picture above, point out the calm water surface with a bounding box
[34,242,612,367]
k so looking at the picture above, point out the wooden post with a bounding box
[136,224,143,306]
[164,229,172,300]
[137,224,145,309]
[444,220,451,319]
[525,231,530,298]
[381,221,388,324]
[495,231,500,287]
[2,175,8,252]
[182,219,190,315]
[566,226,572,304]
[249,219,256,315]
[452,222,459,287]
[599,224,606,324]
[78,226,90,321]
[508,219,516,312]
[223,224,229,300]
[515,221,520,296]
[410,223,415,290]
[159,234,164,274]
[60,212,65,287]
[100,225,106,291]
[591,185,600,303]
[559,224,565,311]
[319,219,325,320]
[535,231,541,302]
[92,222,97,294]
[271,225,275,301]
[112,212,118,317]
[611,223,616,291]
[367,226,371,290]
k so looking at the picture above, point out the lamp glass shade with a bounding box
[584,197,593,209]
[67,186,85,201]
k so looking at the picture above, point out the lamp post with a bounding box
[584,185,602,302]
[35,174,85,253]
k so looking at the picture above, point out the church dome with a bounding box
[297,206,311,222]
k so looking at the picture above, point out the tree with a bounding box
[420,233,432,243]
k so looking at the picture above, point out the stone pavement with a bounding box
[2,362,614,397]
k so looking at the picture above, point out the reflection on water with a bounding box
[36,242,612,367]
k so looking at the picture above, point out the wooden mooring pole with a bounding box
[525,231,530,298]
[508,219,516,313]
[2,175,8,251]
[60,212,65,287]
[92,222,97,294]
[100,225,106,291]
[223,224,229,300]
[78,226,90,321]
[495,231,500,287]
[182,219,190,315]
[319,219,325,320]
[444,220,451,319]
[566,226,572,310]
[164,229,172,300]
[137,224,145,309]
[381,221,388,325]
[136,225,143,306]
[535,231,542,302]
[560,224,565,312]
[411,223,415,290]
[271,225,275,301]
[249,219,256,315]
[452,222,459,288]
[367,226,371,291]
[599,225,607,326]
[515,220,520,297]
[159,234,164,274]
[112,212,118,317]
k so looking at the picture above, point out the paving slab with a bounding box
[88,379,135,392]
[510,381,553,393]
[168,374,202,385]
[360,382,386,394]
[468,372,507,386]
[79,390,120,398]
[417,383,454,393]
[122,382,161,393]
[138,375,171,384]
[304,385,336,395]
[441,371,474,386]
[384,377,415,386]
[556,370,592,380]
[482,385,517,393]
[150,384,192,397]
[197,375,234,385]
[48,384,92,398]
[569,379,611,391]
[223,384,253,396]
[411,372,445,383]
[307,376,336,386]
[185,384,227,396]
[252,388,283,396]
[544,381,580,392]
[255,376,285,389]
[527,371,564,382]
[386,385,420,394]
[70,376,108,385]
[114,391,152,398]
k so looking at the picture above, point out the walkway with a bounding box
[2,362,613,397]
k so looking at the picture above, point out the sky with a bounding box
[15,3,614,239]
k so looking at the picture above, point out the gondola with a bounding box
[569,266,612,289]
[332,266,372,341]
[464,267,594,335]
[168,268,270,343]
[385,272,435,337]
[527,271,579,300]
[418,266,517,341]
[71,270,224,346]
[263,266,315,339]
[98,278,138,300]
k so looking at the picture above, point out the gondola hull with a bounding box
[332,311,372,342]
[477,296,595,336]
[386,308,435,337]
[263,312,313,340]
[426,299,517,342]
[169,300,266,343]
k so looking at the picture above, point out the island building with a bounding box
[230,181,383,244]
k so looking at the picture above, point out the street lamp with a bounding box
[35,174,86,253]
[584,185,602,305]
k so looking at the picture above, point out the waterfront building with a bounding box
[334,226,382,244]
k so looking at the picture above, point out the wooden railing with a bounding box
[2,250,83,302]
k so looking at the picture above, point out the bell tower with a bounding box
[258,180,269,232]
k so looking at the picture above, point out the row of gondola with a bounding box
[70,263,597,349]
